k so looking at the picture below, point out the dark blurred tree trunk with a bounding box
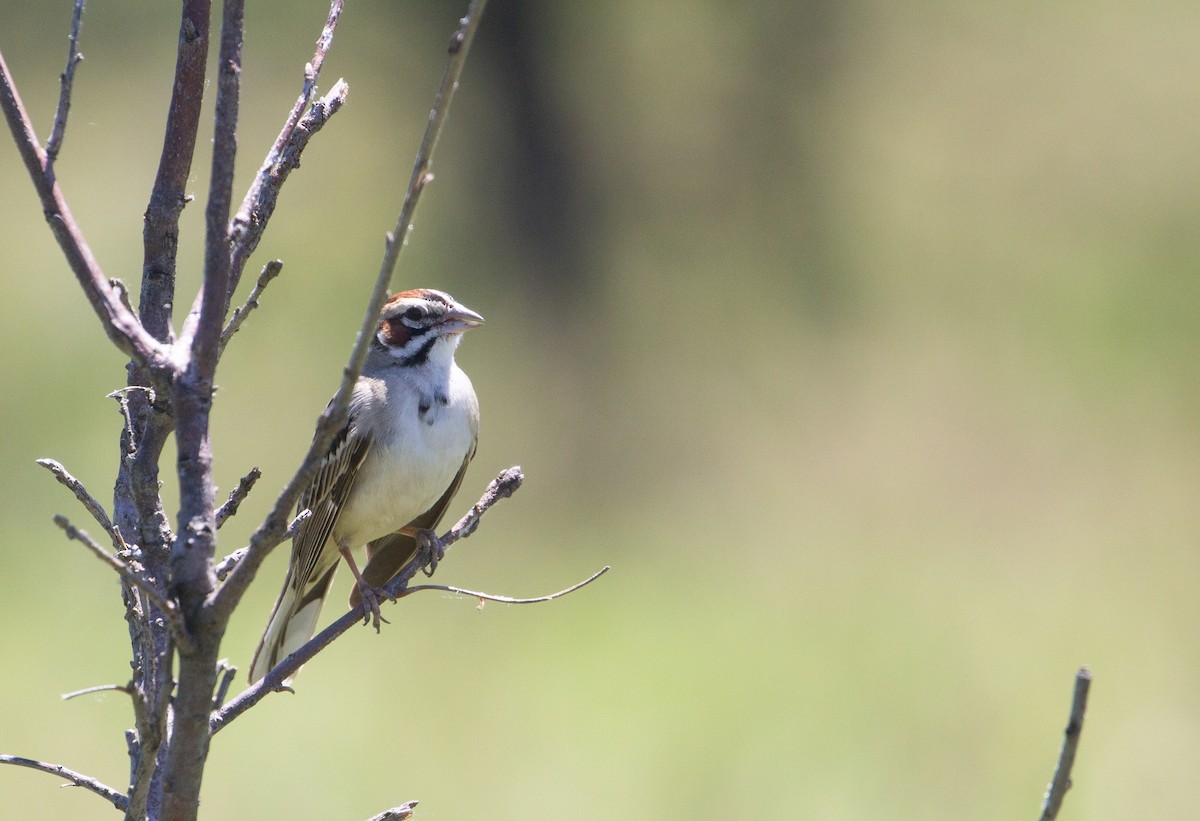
[477,0,598,313]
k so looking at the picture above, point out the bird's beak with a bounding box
[442,305,485,335]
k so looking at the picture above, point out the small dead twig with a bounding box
[0,755,127,811]
[444,464,522,542]
[214,547,248,581]
[367,803,418,821]
[106,386,158,461]
[44,0,85,166]
[37,458,113,534]
[62,682,133,701]
[215,509,308,581]
[405,566,610,606]
[215,466,262,528]
[1038,667,1092,821]
[212,660,238,711]
[284,508,312,540]
[52,515,194,654]
[220,261,282,352]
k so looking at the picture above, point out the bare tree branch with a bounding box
[228,71,349,294]
[215,466,262,528]
[177,0,243,365]
[1038,667,1092,821]
[377,0,490,298]
[0,755,128,811]
[220,260,282,352]
[0,51,167,366]
[211,466,521,735]
[183,8,349,350]
[215,510,308,580]
[226,0,345,289]
[214,547,247,581]
[44,0,85,167]
[36,458,113,535]
[211,660,237,712]
[141,0,212,344]
[367,803,418,821]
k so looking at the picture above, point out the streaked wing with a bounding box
[290,413,372,593]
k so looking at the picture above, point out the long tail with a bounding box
[248,564,338,685]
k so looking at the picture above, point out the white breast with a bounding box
[333,363,477,548]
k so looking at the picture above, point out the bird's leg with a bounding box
[402,526,445,577]
[339,543,393,632]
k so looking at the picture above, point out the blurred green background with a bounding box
[2,1,1199,818]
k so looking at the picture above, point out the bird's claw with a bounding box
[356,584,394,632]
[415,528,445,577]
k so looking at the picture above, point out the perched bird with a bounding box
[249,289,483,685]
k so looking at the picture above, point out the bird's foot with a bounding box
[415,528,445,577]
[355,583,394,632]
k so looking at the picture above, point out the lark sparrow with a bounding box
[249,288,483,685]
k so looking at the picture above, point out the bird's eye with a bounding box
[403,306,425,323]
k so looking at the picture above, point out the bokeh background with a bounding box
[2,1,1198,818]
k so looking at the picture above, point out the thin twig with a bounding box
[36,458,113,534]
[215,466,262,528]
[62,682,133,701]
[1039,667,1092,821]
[215,509,308,580]
[377,0,490,295]
[211,466,521,735]
[227,77,348,288]
[444,464,521,541]
[215,547,247,581]
[44,0,86,166]
[52,515,195,655]
[0,755,128,811]
[107,386,158,461]
[284,508,313,540]
[405,566,609,605]
[220,260,282,352]
[367,803,419,821]
[212,660,238,711]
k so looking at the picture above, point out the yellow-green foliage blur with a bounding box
[1,2,1197,819]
